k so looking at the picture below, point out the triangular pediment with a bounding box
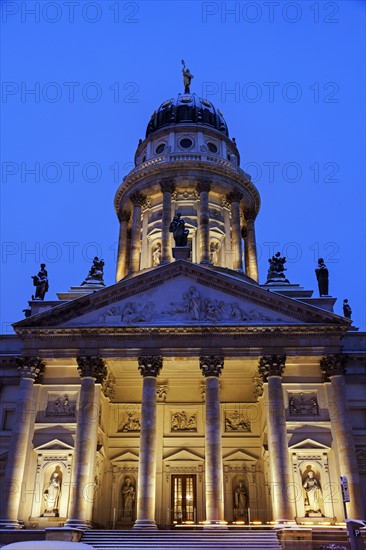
[112,450,139,463]
[289,438,330,451]
[223,449,258,461]
[34,439,74,451]
[14,261,348,330]
[164,448,204,461]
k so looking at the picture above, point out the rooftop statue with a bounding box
[81,256,105,286]
[169,212,189,247]
[266,252,290,284]
[181,59,194,93]
[31,263,49,300]
[343,299,352,319]
[315,258,329,296]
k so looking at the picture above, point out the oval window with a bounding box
[207,142,218,153]
[155,144,165,154]
[179,138,193,149]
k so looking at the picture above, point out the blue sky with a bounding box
[1,0,365,332]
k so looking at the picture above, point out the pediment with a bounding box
[14,261,348,330]
[223,449,258,462]
[34,439,74,451]
[289,438,330,451]
[164,448,204,461]
[112,450,139,463]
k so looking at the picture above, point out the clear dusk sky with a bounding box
[1,0,365,332]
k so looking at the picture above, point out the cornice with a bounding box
[113,160,261,215]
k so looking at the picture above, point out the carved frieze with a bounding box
[45,393,76,418]
[156,384,168,402]
[170,410,197,432]
[224,410,251,432]
[288,393,319,417]
[118,410,141,432]
[252,377,264,399]
[102,372,116,399]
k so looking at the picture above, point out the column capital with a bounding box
[138,355,162,377]
[258,354,286,381]
[200,355,224,377]
[76,356,108,383]
[160,179,175,193]
[243,208,256,221]
[320,354,348,381]
[228,189,243,203]
[118,210,130,223]
[197,180,211,193]
[16,356,45,382]
[130,191,145,206]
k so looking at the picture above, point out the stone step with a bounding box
[81,529,282,549]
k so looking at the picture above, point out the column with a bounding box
[228,191,243,271]
[140,201,150,269]
[200,355,225,526]
[243,209,259,282]
[134,356,162,529]
[197,180,211,264]
[66,356,107,528]
[129,192,144,274]
[0,357,45,529]
[116,210,130,281]
[321,355,365,519]
[258,355,294,521]
[160,179,175,264]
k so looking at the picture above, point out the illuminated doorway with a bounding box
[171,475,196,524]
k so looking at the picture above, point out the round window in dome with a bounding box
[155,143,165,154]
[179,138,193,149]
[180,95,193,103]
[201,99,212,108]
[207,142,218,153]
[161,99,172,108]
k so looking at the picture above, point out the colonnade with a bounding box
[1,353,364,529]
[115,178,259,281]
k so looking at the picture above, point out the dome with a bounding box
[146,93,229,138]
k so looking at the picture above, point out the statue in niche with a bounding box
[343,299,352,319]
[315,258,329,296]
[81,256,105,286]
[169,212,189,246]
[210,242,220,265]
[31,264,49,300]
[152,242,162,266]
[233,480,248,521]
[42,465,62,516]
[121,477,135,520]
[181,59,194,93]
[303,470,323,516]
[266,252,290,284]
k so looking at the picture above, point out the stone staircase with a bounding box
[81,529,282,549]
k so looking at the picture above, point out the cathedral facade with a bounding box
[0,80,365,532]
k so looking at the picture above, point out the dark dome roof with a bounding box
[146,93,229,138]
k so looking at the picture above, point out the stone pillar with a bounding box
[0,357,45,529]
[258,355,294,521]
[129,192,144,274]
[197,180,211,264]
[160,179,175,264]
[200,355,225,526]
[134,356,162,529]
[228,191,243,271]
[66,356,107,528]
[321,355,365,519]
[140,201,150,269]
[243,210,259,282]
[116,210,130,281]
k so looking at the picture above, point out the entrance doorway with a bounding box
[171,475,196,523]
